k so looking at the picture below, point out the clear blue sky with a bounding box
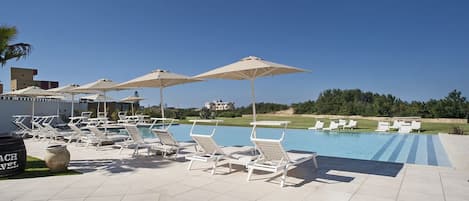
[2,0,468,108]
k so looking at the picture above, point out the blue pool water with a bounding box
[138,124,451,167]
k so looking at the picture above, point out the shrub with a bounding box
[449,127,464,135]
[217,111,242,118]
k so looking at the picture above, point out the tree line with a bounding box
[137,89,468,120]
[292,89,469,118]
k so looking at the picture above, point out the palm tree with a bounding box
[0,26,32,67]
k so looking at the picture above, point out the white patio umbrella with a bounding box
[115,69,203,119]
[81,94,114,117]
[73,79,119,118]
[195,56,308,122]
[47,84,94,117]
[3,86,58,128]
[120,96,144,115]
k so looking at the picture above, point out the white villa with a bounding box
[204,100,235,111]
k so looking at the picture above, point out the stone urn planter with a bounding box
[44,144,70,172]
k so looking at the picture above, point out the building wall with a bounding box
[0,97,87,134]
[0,83,3,94]
[10,67,59,91]
[204,100,235,111]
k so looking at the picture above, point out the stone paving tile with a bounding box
[400,182,444,197]
[224,182,277,201]
[303,189,353,201]
[12,188,63,201]
[199,180,238,193]
[121,192,161,201]
[363,175,402,188]
[320,181,362,194]
[155,183,194,197]
[257,187,313,201]
[50,187,97,200]
[353,184,399,200]
[173,188,221,201]
[89,183,129,197]
[1,191,25,201]
[178,175,217,187]
[397,191,445,201]
[84,195,124,201]
[210,194,246,201]
[350,194,395,201]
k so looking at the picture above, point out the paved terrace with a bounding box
[2,138,469,201]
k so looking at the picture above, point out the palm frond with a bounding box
[0,43,32,66]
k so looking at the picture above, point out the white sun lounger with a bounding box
[343,120,358,130]
[338,119,347,129]
[247,121,318,188]
[86,126,130,150]
[390,120,403,130]
[322,121,339,131]
[375,121,390,132]
[185,120,257,175]
[67,118,94,144]
[398,123,412,134]
[122,124,157,156]
[151,128,196,158]
[43,121,75,141]
[308,120,324,130]
[411,121,421,133]
[31,116,55,140]
[11,115,32,137]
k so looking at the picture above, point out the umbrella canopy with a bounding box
[120,96,144,103]
[195,56,308,122]
[120,96,144,115]
[81,94,114,102]
[115,69,203,119]
[47,84,94,117]
[6,86,57,97]
[74,79,120,118]
[74,79,118,91]
[3,86,58,128]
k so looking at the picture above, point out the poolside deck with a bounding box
[2,139,468,201]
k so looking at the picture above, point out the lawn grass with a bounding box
[180,115,469,134]
[1,156,80,180]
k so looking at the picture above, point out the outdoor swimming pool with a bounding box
[138,124,451,167]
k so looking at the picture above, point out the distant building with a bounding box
[0,82,3,94]
[10,67,59,91]
[204,100,235,111]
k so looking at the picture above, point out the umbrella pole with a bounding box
[57,100,60,118]
[32,97,35,129]
[71,93,75,118]
[250,79,257,123]
[104,91,107,118]
[103,91,108,133]
[160,87,165,128]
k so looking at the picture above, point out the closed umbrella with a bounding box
[115,69,203,119]
[195,56,308,122]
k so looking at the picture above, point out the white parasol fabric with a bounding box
[195,56,308,121]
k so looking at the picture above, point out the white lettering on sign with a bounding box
[0,153,20,170]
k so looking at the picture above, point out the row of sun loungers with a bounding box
[308,119,358,131]
[13,114,318,188]
[375,120,421,133]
